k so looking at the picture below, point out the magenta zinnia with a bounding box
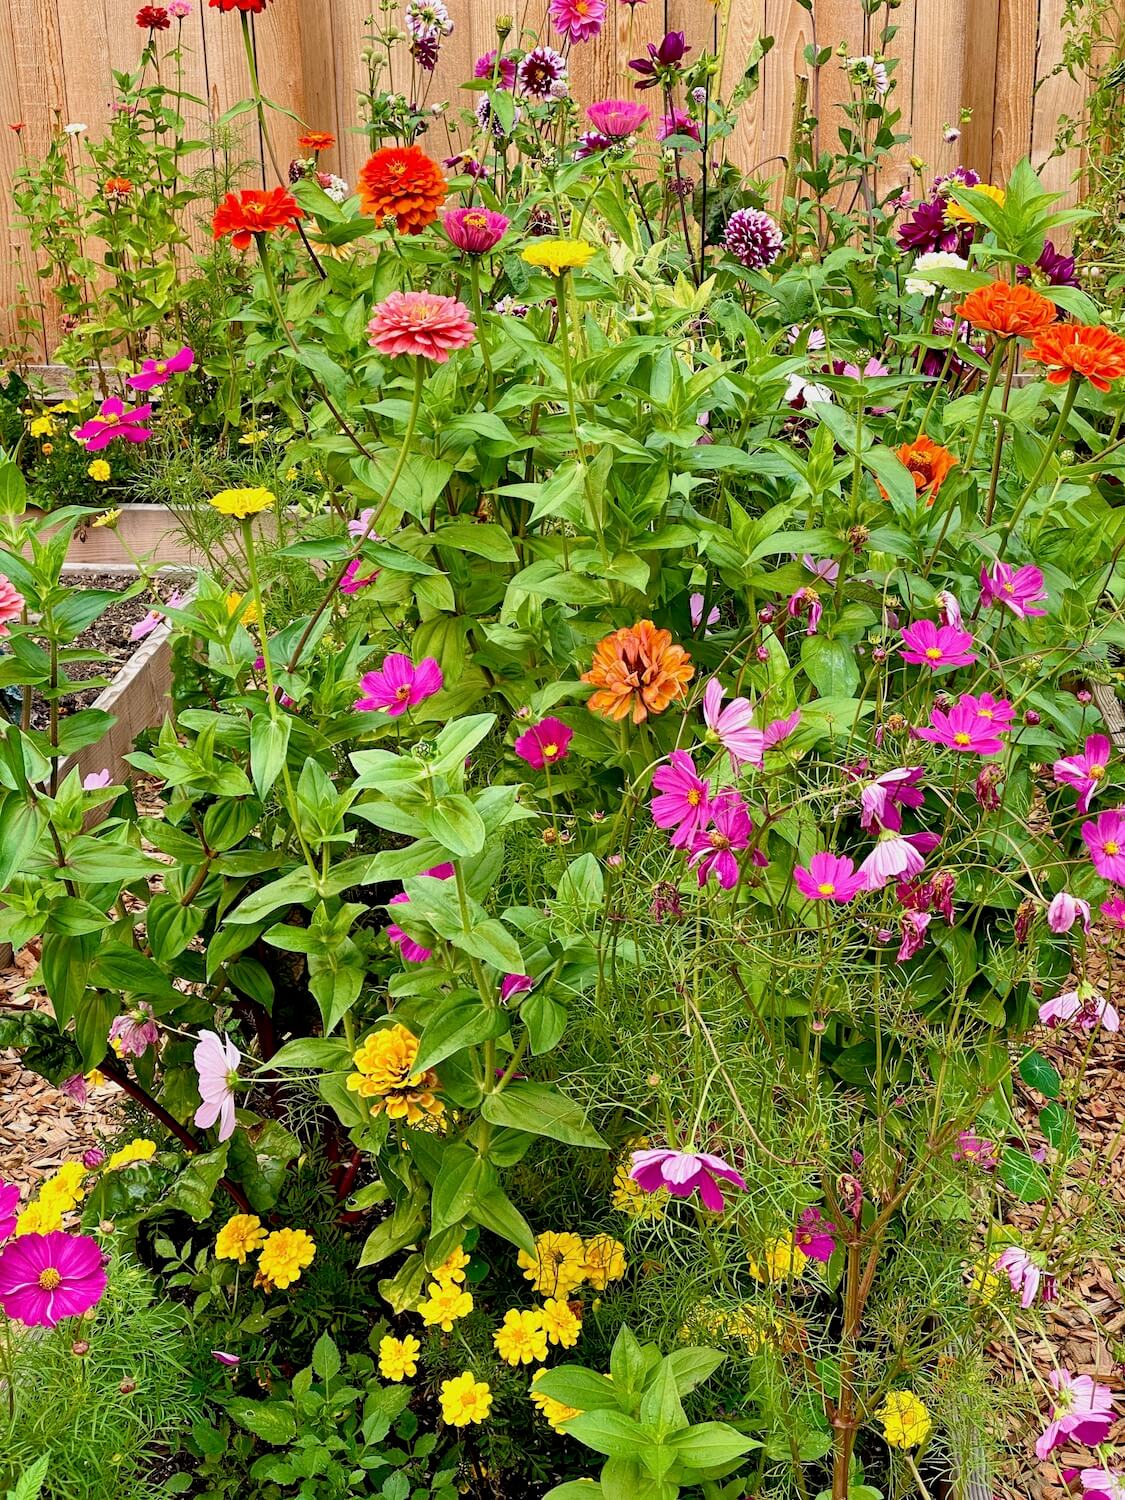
[367,292,475,363]
[0,1231,107,1327]
[442,206,509,255]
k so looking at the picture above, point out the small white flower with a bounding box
[63,122,87,137]
[905,250,968,298]
[786,374,834,407]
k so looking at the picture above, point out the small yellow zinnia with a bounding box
[530,1368,582,1433]
[209,486,276,519]
[258,1227,316,1289]
[431,1244,470,1286]
[378,1333,420,1381]
[238,429,269,446]
[749,1234,808,1283]
[215,1214,268,1264]
[15,1199,65,1236]
[92,508,121,529]
[439,1371,492,1427]
[517,1230,587,1297]
[540,1296,581,1348]
[877,1390,932,1449]
[494,1308,548,1366]
[29,415,56,438]
[107,1139,157,1171]
[87,459,111,482]
[521,238,596,278]
[346,1025,444,1125]
[225,592,259,626]
[38,1162,86,1212]
[417,1279,473,1331]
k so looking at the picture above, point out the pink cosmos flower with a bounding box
[687,790,755,889]
[514,717,573,769]
[896,909,931,961]
[629,1147,747,1212]
[73,397,153,450]
[793,851,866,904]
[1081,1470,1125,1500]
[212,1350,241,1367]
[979,560,1048,619]
[129,589,183,643]
[995,1245,1041,1308]
[366,292,475,363]
[193,1029,240,1142]
[802,554,840,584]
[657,107,699,142]
[387,864,454,963]
[859,766,926,833]
[1039,984,1120,1034]
[690,592,720,631]
[127,345,194,391]
[355,654,443,715]
[82,769,112,790]
[109,1002,158,1058]
[794,1206,836,1263]
[702,679,764,769]
[0,1180,19,1240]
[586,99,650,137]
[951,1131,997,1170]
[474,50,517,89]
[549,0,605,43]
[1056,734,1112,815]
[650,750,711,849]
[763,711,802,752]
[900,620,977,671]
[935,590,962,628]
[1082,807,1125,883]
[859,830,940,890]
[1047,891,1091,935]
[339,559,380,595]
[1101,894,1125,927]
[348,507,378,540]
[1035,1369,1115,1460]
[0,575,25,637]
[915,699,1008,755]
[965,691,1016,731]
[788,325,827,351]
[0,1231,107,1327]
[60,1075,88,1103]
[787,586,822,636]
[441,206,510,254]
[500,973,533,1001]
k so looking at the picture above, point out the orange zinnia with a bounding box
[358,146,447,236]
[895,434,958,508]
[298,131,336,153]
[581,620,694,724]
[957,281,1057,340]
[1025,324,1125,393]
[212,187,304,251]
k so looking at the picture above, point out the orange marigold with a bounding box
[1025,323,1125,393]
[212,187,304,251]
[298,131,336,153]
[581,620,694,724]
[895,434,958,508]
[358,146,447,235]
[957,281,1057,340]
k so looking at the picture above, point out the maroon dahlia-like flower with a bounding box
[628,31,690,89]
[722,208,783,270]
[136,4,171,27]
[896,197,968,255]
[1016,238,1079,289]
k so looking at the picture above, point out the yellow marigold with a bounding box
[540,1296,581,1348]
[29,415,56,438]
[38,1162,86,1212]
[85,1068,106,1089]
[284,466,299,482]
[215,1214,267,1264]
[378,1333,420,1381]
[87,459,111,482]
[583,1234,626,1289]
[876,1390,932,1449]
[611,1162,666,1219]
[530,1368,582,1434]
[258,1227,316,1289]
[520,238,596,277]
[439,1371,492,1427]
[432,1244,470,1286]
[945,183,1005,225]
[418,1279,473,1331]
[517,1231,587,1297]
[107,1138,156,1171]
[346,1024,444,1126]
[494,1308,548,1366]
[209,486,276,519]
[92,508,121,529]
[15,1199,65,1236]
[966,1256,1001,1305]
[749,1234,808,1283]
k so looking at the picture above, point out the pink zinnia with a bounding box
[858,830,940,891]
[366,292,475,364]
[794,1206,836,1263]
[1039,983,1120,1034]
[1047,891,1091,935]
[915,699,1007,755]
[0,1180,19,1240]
[339,559,379,594]
[0,575,24,637]
[793,851,866,904]
[859,766,925,834]
[442,206,510,254]
[979,560,1048,618]
[109,1002,158,1058]
[1056,733,1112,815]
[586,99,650,138]
[657,107,700,142]
[1035,1369,1115,1459]
[629,1147,746,1212]
[687,790,755,889]
[650,750,711,849]
[193,1029,240,1142]
[514,716,573,769]
[387,864,454,963]
[702,678,764,769]
[900,619,977,671]
[73,397,153,450]
[0,1231,107,1327]
[1082,807,1125,883]
[355,653,443,715]
[127,344,194,391]
[549,0,605,42]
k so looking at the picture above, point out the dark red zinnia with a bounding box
[137,4,171,27]
[208,0,270,11]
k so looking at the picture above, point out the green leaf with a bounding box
[801,636,859,697]
[267,1037,352,1070]
[1039,1101,1079,1159]
[433,522,517,561]
[467,1184,535,1256]
[414,999,510,1073]
[223,1398,297,1446]
[416,794,486,858]
[665,1346,725,1396]
[226,868,316,923]
[0,795,42,887]
[427,714,497,777]
[562,1410,652,1461]
[250,714,291,799]
[999,1145,1050,1203]
[667,1422,762,1469]
[1018,1049,1061,1099]
[311,1331,341,1382]
[162,1145,229,1221]
[533,1367,619,1413]
[431,1145,487,1234]
[145,893,206,964]
[481,1082,606,1149]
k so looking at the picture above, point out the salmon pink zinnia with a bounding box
[0,1231,107,1327]
[586,99,650,137]
[367,292,475,363]
[549,0,605,43]
[0,575,25,637]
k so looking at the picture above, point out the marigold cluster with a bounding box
[516,1229,626,1295]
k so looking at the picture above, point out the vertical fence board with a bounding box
[1032,0,1085,204]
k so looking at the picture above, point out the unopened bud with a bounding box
[119,1378,136,1395]
[71,1340,90,1356]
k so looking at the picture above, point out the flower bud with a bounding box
[119,1378,137,1395]
[495,13,512,38]
[71,1340,90,1357]
[1024,709,1040,726]
[758,604,775,623]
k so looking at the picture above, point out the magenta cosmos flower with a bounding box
[127,344,194,391]
[1056,733,1112,815]
[1102,893,1125,927]
[549,0,604,42]
[1082,1470,1125,1500]
[951,1130,997,1170]
[514,716,573,770]
[109,1001,158,1058]
[979,560,1047,618]
[629,1147,746,1211]
[387,864,454,963]
[651,750,711,849]
[1039,983,1120,1034]
[339,558,379,594]
[500,973,533,1001]
[73,397,153,450]
[1035,1369,1115,1460]
[442,206,510,255]
[0,1231,107,1327]
[915,698,1009,755]
[212,1349,241,1367]
[687,790,755,889]
[0,1179,19,1240]
[1047,891,1091,934]
[995,1245,1042,1308]
[859,766,925,834]
[586,99,650,138]
[858,830,940,891]
[367,292,475,363]
[794,1207,836,1263]
[193,1029,240,1142]
[794,852,866,904]
[900,620,977,671]
[1082,807,1125,883]
[355,653,443,715]
[702,679,762,768]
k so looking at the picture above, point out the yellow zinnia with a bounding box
[749,1233,808,1283]
[517,1230,587,1297]
[257,1228,316,1289]
[945,183,1005,225]
[540,1296,581,1348]
[439,1371,492,1427]
[876,1390,932,1449]
[15,1199,65,1236]
[209,486,276,519]
[431,1244,470,1286]
[215,1214,267,1264]
[521,238,596,278]
[583,1233,626,1289]
[530,1368,582,1433]
[378,1334,420,1381]
[107,1139,157,1171]
[417,1279,473,1331]
[611,1161,666,1219]
[29,415,56,439]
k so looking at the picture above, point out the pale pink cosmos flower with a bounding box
[900,620,977,670]
[1039,983,1120,1034]
[348,508,378,540]
[979,560,1048,619]
[1047,891,1091,935]
[859,766,925,833]
[689,592,720,631]
[73,397,153,450]
[935,589,962,628]
[787,325,827,350]
[702,679,764,769]
[1082,807,1125,883]
[650,750,711,849]
[109,1002,158,1058]
[366,292,475,363]
[127,345,194,392]
[793,851,866,904]
[802,554,839,584]
[129,590,183,642]
[629,1147,746,1212]
[355,654,442,715]
[1056,734,1112,815]
[1035,1369,1115,1460]
[995,1245,1041,1308]
[0,575,26,636]
[193,1030,240,1142]
[1081,1469,1125,1500]
[82,769,112,790]
[859,830,940,890]
[211,1349,240,1367]
[793,1206,836,1262]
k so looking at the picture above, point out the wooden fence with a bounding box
[0,0,1106,358]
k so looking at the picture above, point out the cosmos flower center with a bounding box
[1002,582,1014,594]
[38,1267,62,1290]
[817,881,835,895]
[953,732,971,746]
[1090,764,1105,779]
[709,832,730,850]
[395,683,413,701]
[542,743,559,759]
[924,647,943,660]
[687,788,701,806]
[1104,839,1119,856]
[156,362,167,373]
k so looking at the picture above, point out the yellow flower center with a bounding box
[395,683,413,701]
[1090,764,1105,779]
[687,788,701,806]
[817,881,835,895]
[953,732,971,746]
[543,742,558,758]
[38,1268,61,1290]
[156,362,167,373]
[465,212,487,227]
[1105,840,1119,856]
[924,647,943,660]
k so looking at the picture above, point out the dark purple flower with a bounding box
[628,31,689,90]
[1016,239,1078,289]
[896,197,967,255]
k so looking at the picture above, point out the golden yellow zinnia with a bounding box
[494,1309,548,1366]
[378,1334,420,1381]
[876,1390,932,1449]
[439,1371,492,1427]
[257,1227,316,1289]
[215,1214,267,1264]
[209,486,276,519]
[521,238,596,278]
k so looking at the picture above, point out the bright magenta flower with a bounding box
[687,790,757,889]
[442,206,510,254]
[1039,983,1119,1034]
[951,1131,997,1170]
[964,691,1015,730]
[651,750,711,849]
[1055,733,1112,815]
[0,1180,19,1240]
[859,766,925,834]
[793,851,865,904]
[1101,893,1125,927]
[1082,806,1125,882]
[339,559,379,595]
[386,864,454,963]
[500,973,533,1000]
[1035,1369,1115,1460]
[915,698,1008,755]
[0,575,25,637]
[127,345,194,391]
[355,654,443,715]
[366,292,475,363]
[0,1231,107,1327]
[73,397,153,451]
[629,1147,746,1211]
[899,620,977,670]
[586,99,650,138]
[514,716,573,769]
[549,0,605,43]
[794,1207,836,1262]
[979,560,1047,618]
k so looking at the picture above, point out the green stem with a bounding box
[468,258,493,400]
[963,338,1006,471]
[995,376,1079,564]
[984,344,1018,526]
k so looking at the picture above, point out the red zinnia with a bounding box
[1025,324,1125,393]
[358,146,447,235]
[137,4,171,26]
[209,0,270,11]
[297,131,336,153]
[212,187,304,250]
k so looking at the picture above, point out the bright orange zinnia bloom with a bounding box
[581,620,694,724]
[298,131,336,153]
[957,281,1057,340]
[358,146,447,236]
[1025,324,1125,393]
[212,187,304,251]
[895,435,958,508]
